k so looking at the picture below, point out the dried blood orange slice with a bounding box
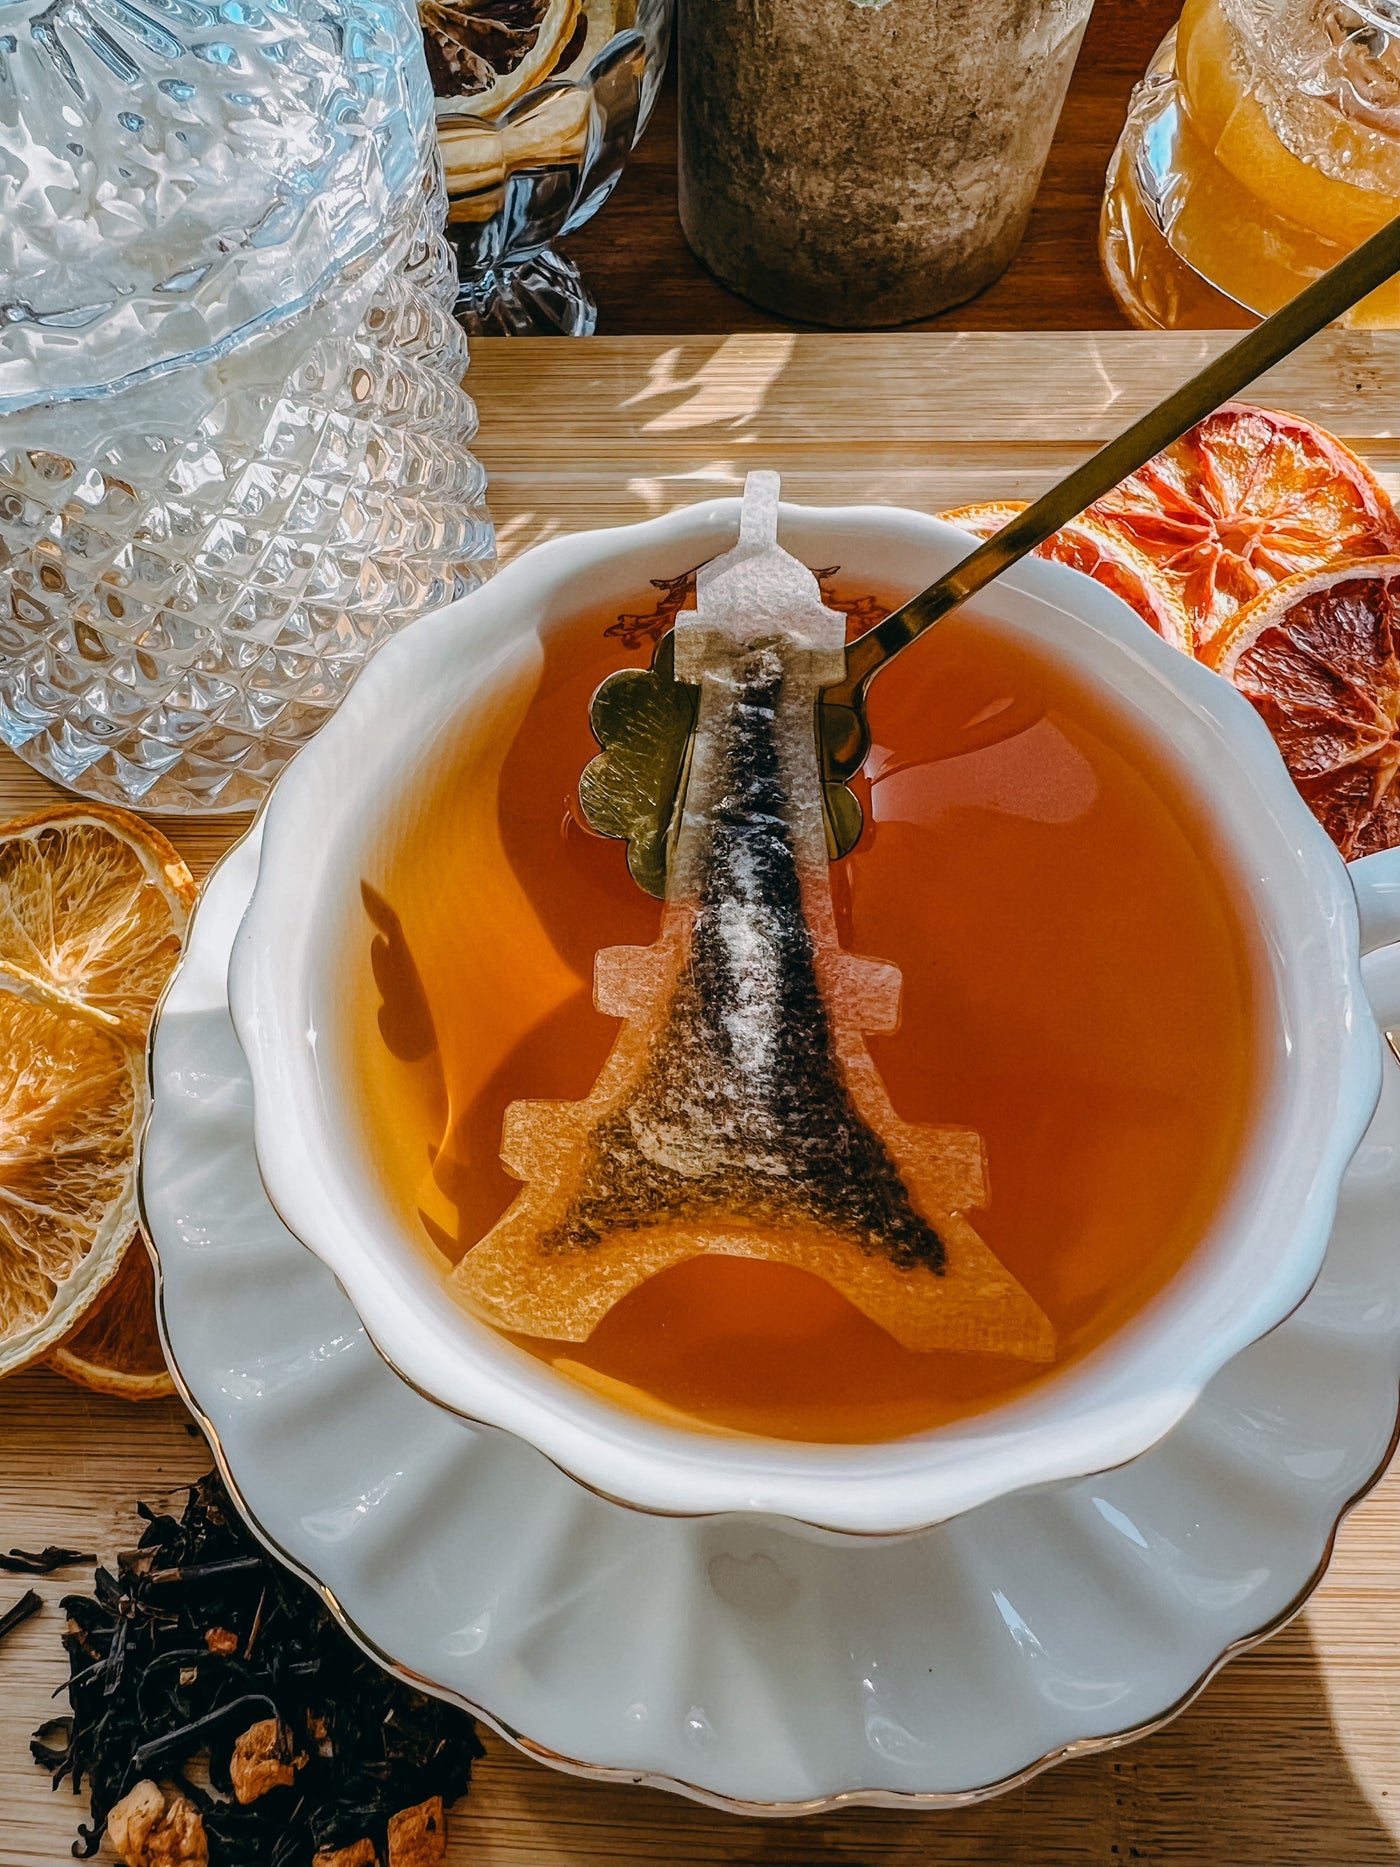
[939,501,1193,652]
[0,805,195,1385]
[1351,766,1400,859]
[1297,743,1400,862]
[423,0,581,117]
[1213,559,1400,858]
[1087,404,1400,659]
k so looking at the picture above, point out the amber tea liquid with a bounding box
[347,583,1262,1443]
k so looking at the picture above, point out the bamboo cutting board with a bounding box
[1,332,1397,1867]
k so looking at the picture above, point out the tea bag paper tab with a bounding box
[671,470,847,682]
[452,473,1054,1361]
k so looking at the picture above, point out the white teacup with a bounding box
[227,497,1384,1537]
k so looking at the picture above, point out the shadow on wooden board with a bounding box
[458,1613,1399,1867]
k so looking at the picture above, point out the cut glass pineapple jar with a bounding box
[0,0,494,812]
[1101,0,1400,328]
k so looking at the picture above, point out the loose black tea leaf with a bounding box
[32,1472,482,1865]
[0,1587,42,1646]
[0,1545,96,1574]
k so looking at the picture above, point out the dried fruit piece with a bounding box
[387,1797,447,1867]
[231,1715,306,1803]
[421,0,581,116]
[48,1243,175,1400]
[554,0,619,77]
[1298,744,1400,860]
[0,994,142,1369]
[940,500,1193,651]
[107,1781,167,1864]
[314,1843,378,1867]
[1213,559,1400,857]
[106,1781,208,1867]
[0,803,193,1386]
[0,804,195,1048]
[432,0,619,226]
[1086,403,1400,658]
[943,414,1400,859]
[439,84,593,221]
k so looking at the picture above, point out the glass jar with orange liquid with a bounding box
[1101,0,1400,328]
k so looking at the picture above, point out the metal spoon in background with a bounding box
[579,214,1400,898]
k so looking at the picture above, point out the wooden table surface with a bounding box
[564,0,1183,335]
[1,329,1397,1865]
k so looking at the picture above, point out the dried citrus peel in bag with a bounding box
[452,474,1054,1360]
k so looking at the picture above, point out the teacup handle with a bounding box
[1350,847,1400,957]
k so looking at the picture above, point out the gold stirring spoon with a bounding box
[579,213,1400,898]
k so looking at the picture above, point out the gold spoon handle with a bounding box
[821,211,1400,781]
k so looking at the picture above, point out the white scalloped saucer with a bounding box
[142,825,1400,1814]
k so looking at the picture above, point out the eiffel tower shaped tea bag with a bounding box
[452,475,1054,1360]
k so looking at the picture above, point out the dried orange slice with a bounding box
[49,1242,175,1400]
[424,0,582,118]
[0,804,194,1046]
[1087,404,1400,660]
[435,0,615,213]
[1299,742,1400,862]
[1212,559,1400,859]
[0,805,195,1384]
[940,501,1193,651]
[439,84,593,218]
[0,995,141,1365]
[559,0,617,70]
